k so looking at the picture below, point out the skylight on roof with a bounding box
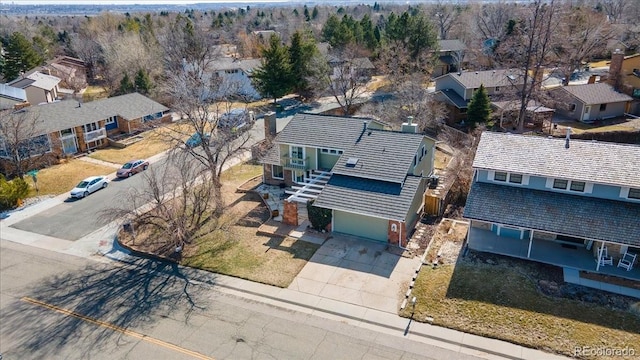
[346,158,359,167]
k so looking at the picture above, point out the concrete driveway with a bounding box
[288,235,421,314]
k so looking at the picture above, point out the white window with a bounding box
[509,173,522,184]
[321,149,329,153]
[570,181,585,192]
[391,223,398,232]
[553,179,568,190]
[272,165,284,180]
[105,116,116,125]
[338,150,343,154]
[329,149,337,154]
[494,172,507,182]
[84,122,98,132]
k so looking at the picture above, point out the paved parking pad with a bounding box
[288,236,421,313]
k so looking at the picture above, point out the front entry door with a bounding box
[61,136,77,155]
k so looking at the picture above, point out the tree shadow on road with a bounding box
[2,256,217,359]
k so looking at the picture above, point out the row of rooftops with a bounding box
[435,69,635,106]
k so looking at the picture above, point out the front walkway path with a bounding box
[77,155,122,168]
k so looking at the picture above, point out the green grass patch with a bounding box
[403,263,640,357]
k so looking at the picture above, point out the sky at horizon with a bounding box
[2,0,292,5]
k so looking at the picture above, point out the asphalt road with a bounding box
[10,156,169,241]
[0,241,482,360]
[10,117,268,241]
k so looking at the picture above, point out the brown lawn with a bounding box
[119,163,319,288]
[403,220,640,359]
[26,159,116,197]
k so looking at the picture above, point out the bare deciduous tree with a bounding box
[157,16,256,216]
[0,109,51,179]
[358,73,448,134]
[430,1,463,40]
[99,151,217,251]
[555,7,617,85]
[599,0,631,24]
[309,47,371,115]
[493,0,559,131]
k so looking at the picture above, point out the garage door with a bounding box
[333,210,388,242]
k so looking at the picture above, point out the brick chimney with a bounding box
[263,111,276,140]
[607,49,624,89]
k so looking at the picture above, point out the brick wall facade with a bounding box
[387,220,407,247]
[283,200,298,226]
[263,164,285,186]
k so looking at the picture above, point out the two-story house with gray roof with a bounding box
[0,93,169,176]
[434,69,527,123]
[464,131,640,297]
[433,39,466,78]
[547,82,633,122]
[8,71,61,105]
[261,113,435,246]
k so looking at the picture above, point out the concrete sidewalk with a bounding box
[0,217,568,360]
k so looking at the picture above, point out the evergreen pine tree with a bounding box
[134,69,152,94]
[467,84,492,128]
[289,30,317,95]
[251,35,293,104]
[2,32,44,81]
[119,73,134,95]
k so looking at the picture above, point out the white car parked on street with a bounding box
[70,176,109,199]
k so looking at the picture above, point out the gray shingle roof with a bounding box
[210,58,262,74]
[441,69,526,89]
[556,83,633,105]
[492,100,554,113]
[8,71,60,90]
[21,93,169,136]
[274,113,379,150]
[260,145,280,165]
[332,129,425,184]
[463,182,640,247]
[473,132,640,188]
[314,175,424,221]
[438,39,466,52]
[435,89,468,108]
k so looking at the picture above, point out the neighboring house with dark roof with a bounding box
[0,83,28,110]
[261,113,435,246]
[8,71,61,105]
[434,69,527,122]
[0,92,170,174]
[464,132,640,296]
[548,83,633,122]
[433,39,466,78]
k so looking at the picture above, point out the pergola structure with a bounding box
[285,170,331,203]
